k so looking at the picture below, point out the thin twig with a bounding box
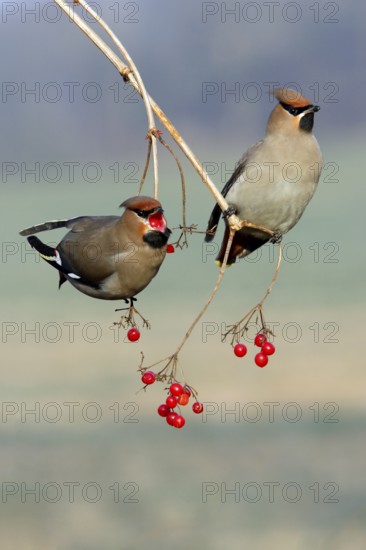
[138,138,152,195]
[171,224,198,249]
[257,242,283,307]
[156,133,187,244]
[222,243,283,344]
[174,228,235,355]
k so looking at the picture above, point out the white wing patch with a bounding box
[53,250,80,279]
[54,250,62,266]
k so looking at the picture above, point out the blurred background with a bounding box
[1,1,365,548]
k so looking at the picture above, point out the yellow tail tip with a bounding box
[215,260,234,268]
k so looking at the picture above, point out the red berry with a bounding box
[173,415,186,429]
[234,343,247,357]
[178,393,189,406]
[192,402,204,414]
[170,383,183,397]
[183,386,191,397]
[255,352,269,368]
[157,404,170,417]
[127,328,140,342]
[254,333,267,347]
[262,341,275,356]
[166,412,178,426]
[166,395,178,408]
[141,371,156,385]
[149,213,162,229]
[166,244,175,254]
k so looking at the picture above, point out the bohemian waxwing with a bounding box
[19,196,171,301]
[205,87,323,265]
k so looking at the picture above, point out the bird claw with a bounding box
[222,206,237,219]
[270,231,283,244]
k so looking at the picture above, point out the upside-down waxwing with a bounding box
[20,196,171,301]
[205,87,323,265]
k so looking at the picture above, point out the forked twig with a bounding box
[137,352,199,400]
[114,301,151,330]
[171,224,198,249]
[222,243,283,345]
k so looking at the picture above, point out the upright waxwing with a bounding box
[205,87,323,265]
[19,196,171,301]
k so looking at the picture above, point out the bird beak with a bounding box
[310,105,320,113]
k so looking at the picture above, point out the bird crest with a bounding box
[273,87,313,107]
[120,196,162,212]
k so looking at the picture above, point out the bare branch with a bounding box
[51,0,240,225]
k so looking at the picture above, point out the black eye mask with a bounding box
[132,208,157,219]
[280,102,313,116]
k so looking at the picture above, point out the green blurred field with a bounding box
[1,139,366,549]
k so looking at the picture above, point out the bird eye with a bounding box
[134,209,148,218]
[280,102,303,117]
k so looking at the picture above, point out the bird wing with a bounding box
[57,216,122,285]
[204,140,264,242]
[23,216,121,288]
[64,216,114,233]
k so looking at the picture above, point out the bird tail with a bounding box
[215,226,237,266]
[27,236,71,290]
[19,220,68,237]
[215,226,270,266]
[27,236,62,267]
[204,203,222,243]
[27,236,99,291]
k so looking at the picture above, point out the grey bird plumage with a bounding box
[20,196,171,300]
[205,87,323,265]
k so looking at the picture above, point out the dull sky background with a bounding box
[1,1,365,549]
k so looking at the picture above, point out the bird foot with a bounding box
[270,231,283,244]
[115,299,151,330]
[222,206,237,219]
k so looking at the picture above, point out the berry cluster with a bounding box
[140,375,204,428]
[233,333,275,367]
